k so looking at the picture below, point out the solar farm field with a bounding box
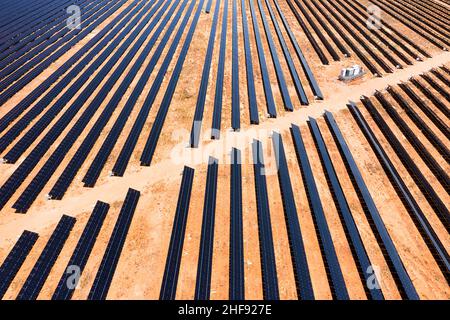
[0,0,448,301]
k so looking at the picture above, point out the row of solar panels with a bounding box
[160,108,446,299]
[0,188,140,300]
[190,0,323,148]
[0,0,128,104]
[0,3,448,218]
[286,0,448,76]
[2,103,447,299]
[0,0,198,211]
[0,0,323,212]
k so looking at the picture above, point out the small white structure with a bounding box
[339,65,365,82]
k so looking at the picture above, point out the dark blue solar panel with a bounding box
[88,189,140,300]
[0,230,38,299]
[272,131,314,300]
[17,215,76,300]
[195,158,219,300]
[160,167,195,300]
[230,148,244,300]
[324,110,419,300]
[252,140,279,300]
[290,125,349,300]
[189,0,222,147]
[52,201,109,300]
[308,118,384,300]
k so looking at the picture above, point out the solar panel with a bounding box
[248,0,277,117]
[308,118,384,300]
[230,148,244,300]
[160,167,195,300]
[290,126,349,300]
[211,0,230,138]
[88,189,140,300]
[252,140,279,300]
[348,102,450,285]
[0,231,38,299]
[324,110,419,300]
[140,0,206,167]
[17,215,76,300]
[189,0,221,147]
[52,201,110,300]
[239,0,259,124]
[195,157,219,300]
[272,131,314,300]
[82,0,191,187]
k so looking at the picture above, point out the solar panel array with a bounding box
[271,131,313,300]
[52,201,110,300]
[0,0,127,104]
[325,111,419,300]
[230,148,244,300]
[17,215,76,300]
[0,231,38,299]
[308,118,384,300]
[252,140,279,300]
[0,0,448,301]
[88,188,140,300]
[160,166,195,300]
[348,103,450,284]
[290,126,349,300]
[195,158,219,300]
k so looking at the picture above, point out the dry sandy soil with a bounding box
[0,0,449,300]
